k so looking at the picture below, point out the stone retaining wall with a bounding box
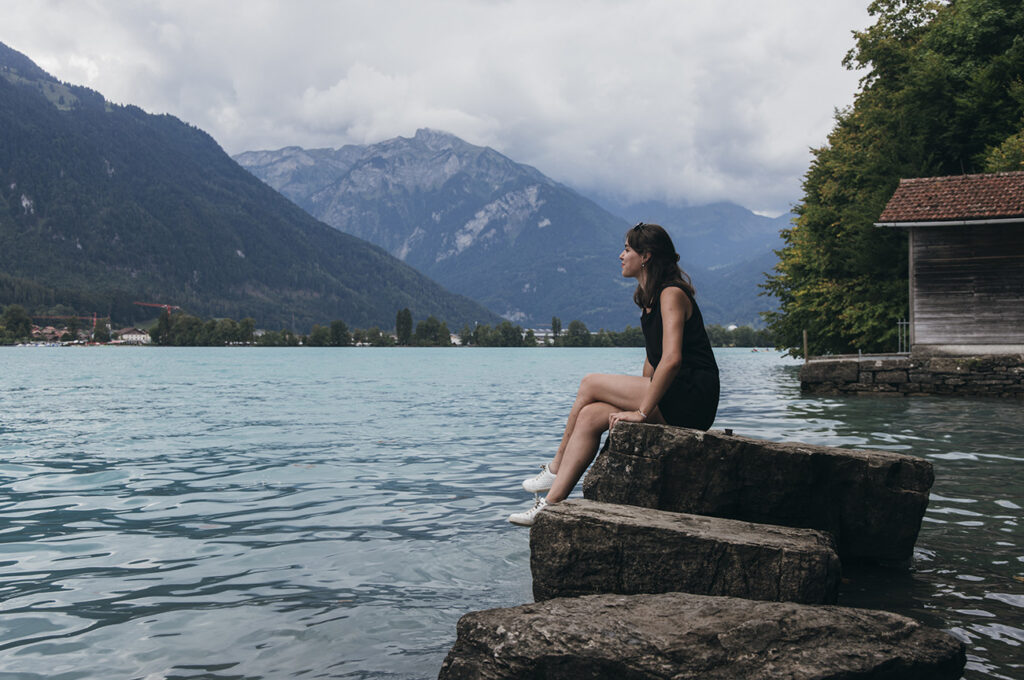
[800,353,1024,398]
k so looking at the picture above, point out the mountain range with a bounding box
[0,42,497,331]
[236,133,787,329]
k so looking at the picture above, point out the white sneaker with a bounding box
[522,464,557,493]
[508,496,549,526]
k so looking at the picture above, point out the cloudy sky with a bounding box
[3,1,873,216]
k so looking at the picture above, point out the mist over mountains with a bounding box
[237,131,785,328]
[0,42,497,331]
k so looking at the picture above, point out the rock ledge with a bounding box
[530,499,840,604]
[583,423,933,564]
[438,591,966,679]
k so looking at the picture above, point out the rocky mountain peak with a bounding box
[412,127,464,151]
[236,130,782,327]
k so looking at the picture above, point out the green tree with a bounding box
[615,325,645,347]
[413,315,451,346]
[366,326,395,346]
[764,0,1024,356]
[473,324,494,346]
[496,321,524,347]
[551,316,562,342]
[213,318,239,345]
[459,323,475,346]
[238,318,256,344]
[396,308,413,346]
[152,308,173,345]
[66,315,81,339]
[307,324,331,346]
[592,330,615,347]
[1,305,32,339]
[330,320,351,346]
[257,330,283,346]
[92,322,111,343]
[563,320,591,347]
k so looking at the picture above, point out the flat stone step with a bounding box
[530,499,840,604]
[438,591,966,680]
[582,423,934,565]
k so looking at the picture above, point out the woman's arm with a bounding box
[637,287,691,417]
[643,358,654,378]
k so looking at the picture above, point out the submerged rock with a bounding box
[530,499,840,604]
[582,424,933,565]
[437,591,966,680]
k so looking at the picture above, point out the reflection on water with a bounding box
[0,347,1020,679]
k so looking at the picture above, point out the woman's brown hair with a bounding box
[626,222,694,309]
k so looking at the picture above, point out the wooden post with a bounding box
[803,329,809,363]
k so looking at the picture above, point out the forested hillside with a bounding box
[764,0,1024,355]
[0,42,498,331]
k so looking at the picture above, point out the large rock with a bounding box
[437,591,966,679]
[582,424,933,565]
[530,499,840,604]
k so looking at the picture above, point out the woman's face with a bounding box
[619,242,647,278]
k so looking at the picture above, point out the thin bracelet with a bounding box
[636,409,648,421]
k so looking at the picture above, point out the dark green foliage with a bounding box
[468,321,527,346]
[562,320,591,347]
[590,325,645,347]
[151,311,261,346]
[412,315,451,346]
[257,329,301,347]
[551,317,561,339]
[1,304,32,339]
[396,308,413,345]
[92,323,111,343]
[0,42,499,332]
[307,324,331,346]
[329,320,350,347]
[764,0,1024,356]
[352,327,395,347]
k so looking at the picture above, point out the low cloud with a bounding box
[3,0,870,215]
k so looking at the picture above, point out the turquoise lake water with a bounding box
[0,347,1021,679]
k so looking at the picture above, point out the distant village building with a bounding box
[875,171,1024,356]
[31,325,62,342]
[117,327,151,344]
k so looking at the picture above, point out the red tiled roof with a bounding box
[877,171,1024,223]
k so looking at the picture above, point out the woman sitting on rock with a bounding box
[509,223,719,526]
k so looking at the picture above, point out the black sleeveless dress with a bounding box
[640,283,720,430]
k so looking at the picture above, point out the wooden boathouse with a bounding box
[800,171,1024,398]
[875,171,1024,356]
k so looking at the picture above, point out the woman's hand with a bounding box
[609,410,646,428]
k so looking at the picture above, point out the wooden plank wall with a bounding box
[913,224,1024,345]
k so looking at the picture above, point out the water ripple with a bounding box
[0,347,1020,678]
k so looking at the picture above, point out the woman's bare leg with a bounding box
[550,373,661,473]
[546,402,617,502]
[546,374,665,503]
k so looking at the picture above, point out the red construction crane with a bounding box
[133,302,183,315]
